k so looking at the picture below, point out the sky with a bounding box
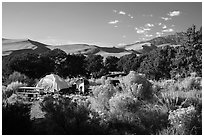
[2,2,202,47]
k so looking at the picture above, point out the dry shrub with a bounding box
[4,81,27,99]
[121,71,153,100]
[179,76,202,90]
[6,81,27,92]
[109,92,140,114]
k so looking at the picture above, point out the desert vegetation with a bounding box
[2,25,202,135]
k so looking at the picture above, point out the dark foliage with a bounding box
[85,54,107,78]
[116,25,202,80]
[2,103,32,135]
[38,96,109,134]
[104,56,119,72]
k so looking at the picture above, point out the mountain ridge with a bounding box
[2,32,186,57]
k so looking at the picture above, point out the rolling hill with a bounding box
[121,32,186,52]
[2,38,133,58]
[2,32,186,57]
[2,38,51,56]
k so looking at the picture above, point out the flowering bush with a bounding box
[121,71,153,100]
[179,76,202,91]
[90,83,116,113]
[6,81,27,92]
[168,105,201,134]
[109,92,139,114]
[4,81,27,99]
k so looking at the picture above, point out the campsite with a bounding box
[2,2,202,135]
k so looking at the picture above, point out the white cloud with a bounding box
[143,14,153,17]
[114,25,118,28]
[155,32,164,37]
[162,25,167,29]
[118,43,126,46]
[168,11,181,17]
[119,11,126,15]
[108,20,119,24]
[156,32,163,35]
[145,34,153,37]
[135,26,151,34]
[142,27,151,31]
[158,23,162,26]
[145,23,154,27]
[113,9,117,13]
[161,17,171,21]
[122,35,126,38]
[128,14,134,19]
[136,28,145,34]
[162,28,174,32]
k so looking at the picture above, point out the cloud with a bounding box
[108,20,119,24]
[140,37,150,41]
[113,9,117,13]
[143,28,151,31]
[161,17,171,21]
[162,25,167,29]
[118,43,126,46]
[114,25,118,28]
[135,28,145,34]
[135,27,146,34]
[135,26,151,34]
[128,14,134,19]
[145,34,153,37]
[145,23,154,27]
[168,11,181,17]
[119,11,126,15]
[158,23,162,26]
[122,35,126,38]
[142,14,153,17]
[162,28,174,32]
[137,30,145,34]
[156,32,164,37]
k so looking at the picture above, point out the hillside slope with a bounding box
[2,38,133,58]
[2,38,51,56]
[122,32,186,53]
[2,32,186,57]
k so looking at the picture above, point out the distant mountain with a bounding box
[48,44,132,58]
[2,38,51,56]
[2,32,187,57]
[122,32,187,53]
[2,38,133,58]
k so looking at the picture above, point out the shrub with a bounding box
[121,71,153,100]
[2,85,7,102]
[109,92,139,114]
[39,96,108,134]
[6,71,37,86]
[179,76,202,91]
[4,81,27,99]
[136,103,169,134]
[168,105,202,135]
[90,84,116,113]
[2,102,32,135]
[8,71,29,83]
